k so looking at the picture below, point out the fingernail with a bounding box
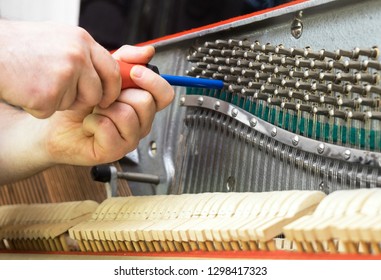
[131,65,144,78]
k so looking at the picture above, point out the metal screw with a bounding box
[292,135,299,146]
[179,96,186,106]
[271,127,277,137]
[249,118,257,127]
[291,11,303,39]
[317,143,325,154]
[226,176,236,192]
[319,181,329,194]
[214,101,221,110]
[344,150,351,160]
[148,141,157,157]
[197,96,204,105]
[231,108,238,117]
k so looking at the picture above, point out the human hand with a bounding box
[39,45,174,166]
[0,20,121,118]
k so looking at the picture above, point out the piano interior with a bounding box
[1,0,381,259]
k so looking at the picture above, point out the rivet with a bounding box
[197,96,204,105]
[179,96,186,106]
[271,127,277,137]
[231,108,238,117]
[249,118,257,127]
[291,11,303,39]
[214,101,221,110]
[344,150,351,160]
[317,143,325,154]
[292,135,299,146]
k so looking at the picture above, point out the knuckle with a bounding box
[111,59,121,81]
[57,59,79,83]
[139,90,155,108]
[66,48,87,65]
[29,105,54,118]
[118,45,131,54]
[116,103,136,121]
[95,115,113,130]
[74,26,92,42]
[117,104,141,146]
[26,87,58,117]
[138,73,174,111]
[65,29,91,64]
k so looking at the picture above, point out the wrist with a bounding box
[0,103,54,183]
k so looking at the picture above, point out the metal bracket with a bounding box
[181,94,381,167]
[91,165,161,197]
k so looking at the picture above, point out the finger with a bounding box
[82,113,130,161]
[130,65,175,111]
[76,63,103,108]
[112,45,155,64]
[22,80,68,118]
[116,89,156,137]
[23,108,55,119]
[90,42,121,108]
[56,81,77,112]
[92,101,141,146]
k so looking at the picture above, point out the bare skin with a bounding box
[0,21,175,184]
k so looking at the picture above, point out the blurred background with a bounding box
[0,0,290,49]
[79,0,290,48]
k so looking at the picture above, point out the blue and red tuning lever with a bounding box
[116,60,224,90]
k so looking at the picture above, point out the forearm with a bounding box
[0,102,53,184]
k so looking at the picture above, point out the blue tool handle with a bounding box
[117,60,224,90]
[161,74,225,89]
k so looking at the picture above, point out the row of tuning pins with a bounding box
[190,39,379,61]
[187,40,381,93]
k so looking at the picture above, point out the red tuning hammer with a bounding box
[116,61,155,89]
